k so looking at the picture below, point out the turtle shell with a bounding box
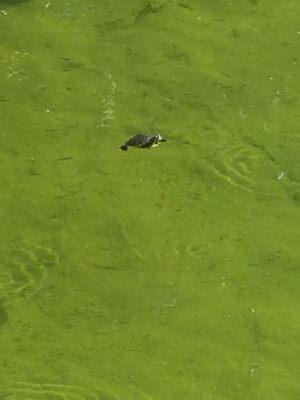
[125,134,155,148]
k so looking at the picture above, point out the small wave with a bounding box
[1,244,59,304]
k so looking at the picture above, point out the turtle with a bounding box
[120,133,167,151]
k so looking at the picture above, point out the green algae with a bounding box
[0,0,299,399]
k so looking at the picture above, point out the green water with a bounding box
[0,0,299,398]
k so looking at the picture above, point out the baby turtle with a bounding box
[120,133,167,151]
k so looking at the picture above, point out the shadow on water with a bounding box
[135,0,166,24]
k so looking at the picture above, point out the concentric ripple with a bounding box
[0,245,59,304]
[210,141,275,193]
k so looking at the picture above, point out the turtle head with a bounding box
[157,134,167,142]
[120,144,128,151]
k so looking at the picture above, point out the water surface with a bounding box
[0,0,299,399]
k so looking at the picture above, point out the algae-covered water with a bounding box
[0,0,299,399]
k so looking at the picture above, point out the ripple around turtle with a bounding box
[2,381,152,400]
[0,245,59,305]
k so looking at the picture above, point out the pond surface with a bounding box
[0,0,299,399]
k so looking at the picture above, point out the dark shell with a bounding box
[125,134,154,147]
[121,133,166,151]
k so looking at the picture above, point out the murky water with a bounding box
[0,0,299,399]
